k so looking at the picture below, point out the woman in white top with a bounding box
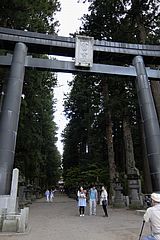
[77,187,87,216]
[100,186,108,217]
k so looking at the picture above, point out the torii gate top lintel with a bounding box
[0,27,160,65]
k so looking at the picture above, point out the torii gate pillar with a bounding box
[133,56,160,192]
[0,42,27,195]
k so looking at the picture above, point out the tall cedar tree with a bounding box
[0,0,61,189]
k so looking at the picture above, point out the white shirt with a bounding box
[144,204,160,240]
[100,190,108,205]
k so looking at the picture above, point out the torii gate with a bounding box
[0,27,160,195]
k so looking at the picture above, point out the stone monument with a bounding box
[0,168,29,233]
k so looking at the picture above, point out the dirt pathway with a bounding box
[0,194,150,240]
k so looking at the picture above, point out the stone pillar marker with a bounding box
[113,179,125,207]
[0,168,29,233]
[123,116,141,207]
[7,168,19,214]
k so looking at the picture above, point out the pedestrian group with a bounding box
[45,185,160,240]
[77,185,109,217]
[45,189,56,202]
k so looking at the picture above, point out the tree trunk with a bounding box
[131,0,146,44]
[102,79,116,199]
[123,116,135,175]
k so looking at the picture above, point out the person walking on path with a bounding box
[142,192,160,240]
[50,189,55,202]
[77,186,87,216]
[100,186,108,217]
[45,189,50,202]
[89,185,98,216]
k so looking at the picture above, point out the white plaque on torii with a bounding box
[75,35,94,68]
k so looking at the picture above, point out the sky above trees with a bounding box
[54,1,90,154]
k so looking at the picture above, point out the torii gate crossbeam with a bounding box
[0,55,160,79]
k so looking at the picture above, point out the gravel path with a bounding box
[0,194,150,240]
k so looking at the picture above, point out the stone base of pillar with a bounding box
[0,207,29,233]
[113,200,126,208]
[113,181,126,208]
[129,199,142,209]
[2,219,17,232]
[127,173,142,209]
[0,169,29,233]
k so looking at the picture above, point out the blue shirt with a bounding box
[89,188,97,200]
